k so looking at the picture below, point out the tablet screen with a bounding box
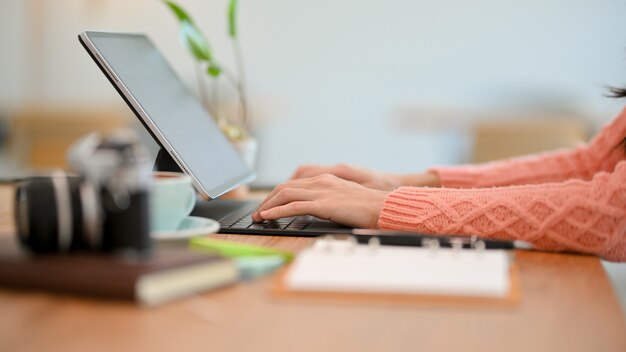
[82,31,254,199]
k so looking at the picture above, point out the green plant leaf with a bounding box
[228,0,239,38]
[163,0,192,22]
[180,21,213,62]
[163,0,214,62]
[207,64,222,78]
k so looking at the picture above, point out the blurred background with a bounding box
[0,0,625,310]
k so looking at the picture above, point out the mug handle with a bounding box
[184,185,197,216]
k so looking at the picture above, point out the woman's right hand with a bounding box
[289,163,440,191]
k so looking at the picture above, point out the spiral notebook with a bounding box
[273,237,520,307]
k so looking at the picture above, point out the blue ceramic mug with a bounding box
[150,172,196,232]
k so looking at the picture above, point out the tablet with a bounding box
[79,31,255,199]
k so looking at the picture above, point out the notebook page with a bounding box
[286,239,511,298]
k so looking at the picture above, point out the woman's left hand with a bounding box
[251,174,389,229]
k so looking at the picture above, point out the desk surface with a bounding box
[0,185,624,352]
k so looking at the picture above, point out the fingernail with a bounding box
[260,210,269,217]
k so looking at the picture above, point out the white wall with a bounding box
[1,0,626,185]
[0,0,27,110]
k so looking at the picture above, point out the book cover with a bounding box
[0,237,238,305]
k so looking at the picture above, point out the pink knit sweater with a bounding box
[378,108,626,261]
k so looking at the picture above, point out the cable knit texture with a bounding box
[379,108,626,261]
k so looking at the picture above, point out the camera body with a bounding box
[15,131,152,254]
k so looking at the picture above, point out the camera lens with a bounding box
[15,176,86,253]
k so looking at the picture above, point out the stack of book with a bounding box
[0,237,238,306]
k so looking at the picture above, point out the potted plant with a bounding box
[163,0,257,170]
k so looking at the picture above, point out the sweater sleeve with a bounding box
[428,107,626,188]
[378,160,626,262]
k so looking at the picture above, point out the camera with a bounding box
[14,130,153,254]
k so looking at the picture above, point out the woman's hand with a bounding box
[251,174,389,229]
[290,164,441,190]
[290,164,402,191]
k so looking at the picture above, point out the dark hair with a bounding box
[608,86,626,153]
[607,86,626,99]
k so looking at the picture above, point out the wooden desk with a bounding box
[0,185,625,352]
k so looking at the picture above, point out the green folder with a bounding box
[189,237,294,279]
[189,237,294,261]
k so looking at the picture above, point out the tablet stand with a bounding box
[153,148,183,173]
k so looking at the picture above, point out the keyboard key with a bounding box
[235,218,253,225]
[248,222,269,229]
[274,219,293,225]
[221,218,238,222]
[286,222,309,230]
[290,220,310,226]
[221,220,238,227]
[265,222,283,230]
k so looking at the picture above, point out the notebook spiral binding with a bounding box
[316,234,488,256]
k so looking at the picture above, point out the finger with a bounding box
[289,165,326,180]
[258,179,308,207]
[255,188,316,220]
[252,179,312,221]
[331,164,365,183]
[253,174,339,221]
[291,164,361,184]
[258,201,322,221]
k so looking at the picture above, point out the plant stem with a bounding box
[222,67,248,133]
[195,63,213,116]
[211,76,220,122]
[231,39,248,131]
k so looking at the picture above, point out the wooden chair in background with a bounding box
[8,107,129,171]
[470,117,589,163]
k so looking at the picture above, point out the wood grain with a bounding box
[0,185,624,352]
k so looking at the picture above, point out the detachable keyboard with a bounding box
[222,212,316,231]
[192,199,352,236]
